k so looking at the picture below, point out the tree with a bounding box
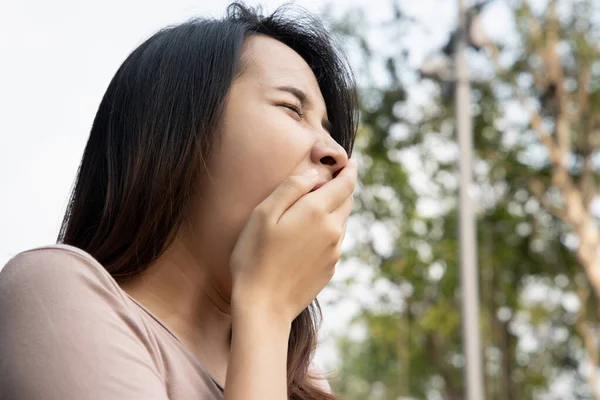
[324,1,600,399]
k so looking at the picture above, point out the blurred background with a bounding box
[2,0,600,398]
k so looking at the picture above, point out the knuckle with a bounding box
[342,174,356,192]
[331,247,342,263]
[253,205,271,221]
[325,223,343,244]
[280,178,298,191]
[345,196,354,212]
[292,175,308,187]
[326,266,336,280]
[306,200,326,219]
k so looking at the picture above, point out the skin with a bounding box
[118,34,351,389]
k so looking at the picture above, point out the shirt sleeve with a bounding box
[0,247,170,400]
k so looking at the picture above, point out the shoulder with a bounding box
[1,243,128,305]
[0,243,142,346]
[3,243,115,281]
[0,244,169,399]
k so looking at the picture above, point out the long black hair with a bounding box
[58,3,358,398]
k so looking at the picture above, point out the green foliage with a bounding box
[324,1,600,399]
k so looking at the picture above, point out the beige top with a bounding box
[0,244,226,399]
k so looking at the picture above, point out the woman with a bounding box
[0,2,358,399]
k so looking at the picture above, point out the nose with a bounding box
[310,138,349,179]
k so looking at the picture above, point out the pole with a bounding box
[455,0,485,399]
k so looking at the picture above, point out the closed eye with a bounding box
[280,103,305,118]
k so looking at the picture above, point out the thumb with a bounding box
[258,169,319,220]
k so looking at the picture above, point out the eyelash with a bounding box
[281,103,305,118]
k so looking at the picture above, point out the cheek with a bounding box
[190,104,315,288]
[218,105,313,209]
[201,97,315,255]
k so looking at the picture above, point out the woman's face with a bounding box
[187,34,349,297]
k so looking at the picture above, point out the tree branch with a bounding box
[483,3,600,296]
[485,0,600,329]
[543,0,571,165]
[575,285,600,400]
[575,57,596,208]
[527,177,567,220]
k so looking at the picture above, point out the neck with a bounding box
[117,237,233,365]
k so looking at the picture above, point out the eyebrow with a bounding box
[275,85,333,134]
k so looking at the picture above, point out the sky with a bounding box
[0,0,516,371]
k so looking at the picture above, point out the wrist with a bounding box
[231,290,293,330]
[225,290,291,400]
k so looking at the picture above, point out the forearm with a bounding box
[223,304,291,400]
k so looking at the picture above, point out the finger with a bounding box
[309,158,357,213]
[257,169,319,220]
[336,221,347,248]
[329,193,354,227]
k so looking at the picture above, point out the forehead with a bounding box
[237,35,322,96]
